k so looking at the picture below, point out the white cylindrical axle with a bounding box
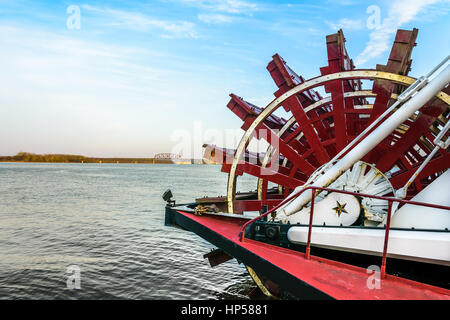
[279,64,450,217]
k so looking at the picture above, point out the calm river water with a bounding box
[0,163,260,299]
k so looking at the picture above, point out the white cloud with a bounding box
[177,0,259,14]
[0,24,225,157]
[197,13,234,24]
[212,0,258,13]
[81,5,198,39]
[326,0,358,5]
[355,0,440,66]
[326,18,364,31]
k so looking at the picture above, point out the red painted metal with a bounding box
[369,29,417,123]
[222,162,304,190]
[268,54,329,164]
[375,88,450,173]
[381,201,393,278]
[259,122,316,175]
[176,209,450,300]
[233,199,282,213]
[320,30,357,151]
[305,189,316,260]
[390,152,450,190]
[286,96,330,164]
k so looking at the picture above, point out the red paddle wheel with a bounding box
[165,27,450,299]
[201,28,449,214]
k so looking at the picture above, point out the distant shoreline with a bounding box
[0,152,206,165]
[0,161,210,165]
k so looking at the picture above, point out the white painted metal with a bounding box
[433,118,450,149]
[304,161,395,225]
[278,63,450,219]
[287,226,450,266]
[285,192,360,226]
[390,170,450,230]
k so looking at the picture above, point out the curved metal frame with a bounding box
[245,265,277,299]
[228,70,450,213]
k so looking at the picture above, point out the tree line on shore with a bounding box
[0,152,175,164]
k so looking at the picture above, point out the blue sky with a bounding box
[0,0,448,157]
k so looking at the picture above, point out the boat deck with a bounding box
[165,207,450,300]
